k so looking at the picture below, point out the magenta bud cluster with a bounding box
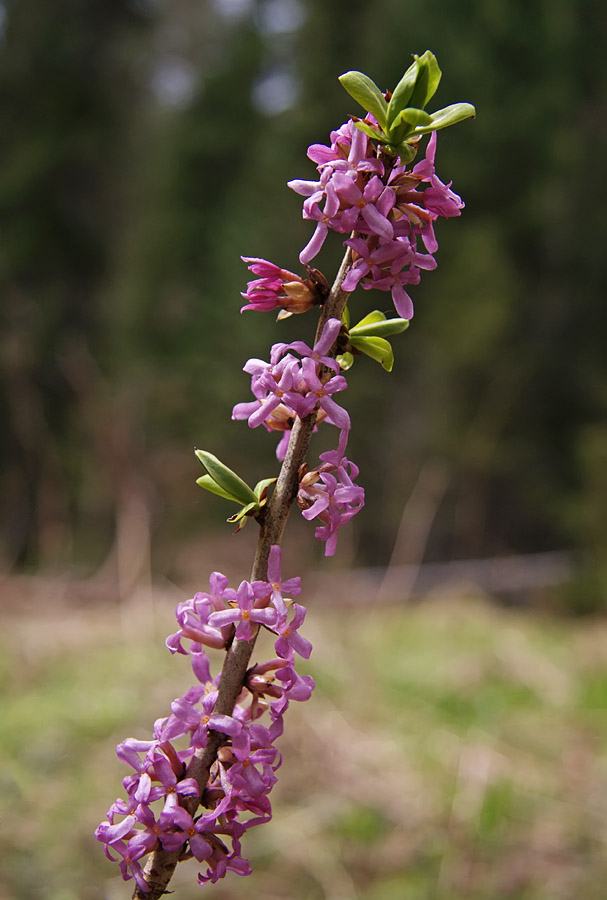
[95,547,313,891]
[239,257,317,316]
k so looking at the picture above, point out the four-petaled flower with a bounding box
[275,603,312,661]
[208,580,279,642]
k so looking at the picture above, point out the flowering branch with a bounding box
[96,51,474,898]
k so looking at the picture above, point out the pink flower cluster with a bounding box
[95,548,313,892]
[298,446,365,556]
[233,318,364,555]
[288,121,463,319]
[234,125,463,554]
[232,317,348,442]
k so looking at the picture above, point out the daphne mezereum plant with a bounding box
[96,51,475,898]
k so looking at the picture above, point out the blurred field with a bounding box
[1,578,606,900]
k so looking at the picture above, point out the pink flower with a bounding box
[304,118,383,178]
[150,745,199,813]
[163,687,219,748]
[166,593,229,654]
[101,838,149,891]
[208,580,278,642]
[297,357,351,431]
[343,234,427,320]
[282,316,342,373]
[274,603,312,661]
[331,173,395,241]
[298,452,365,556]
[275,662,315,702]
[162,807,213,861]
[297,180,343,264]
[251,544,301,617]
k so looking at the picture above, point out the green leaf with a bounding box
[253,477,277,501]
[387,58,419,128]
[393,107,433,130]
[408,50,442,109]
[195,450,257,506]
[353,310,388,328]
[413,102,476,134]
[395,141,418,164]
[350,335,395,371]
[351,316,410,338]
[388,106,434,144]
[341,305,351,329]
[196,474,239,502]
[352,120,387,143]
[227,501,259,524]
[339,71,388,129]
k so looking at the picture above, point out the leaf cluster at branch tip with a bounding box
[339,50,475,164]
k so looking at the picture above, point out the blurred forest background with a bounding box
[1,4,607,899]
[1,0,606,606]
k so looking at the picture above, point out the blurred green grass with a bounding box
[1,589,606,899]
